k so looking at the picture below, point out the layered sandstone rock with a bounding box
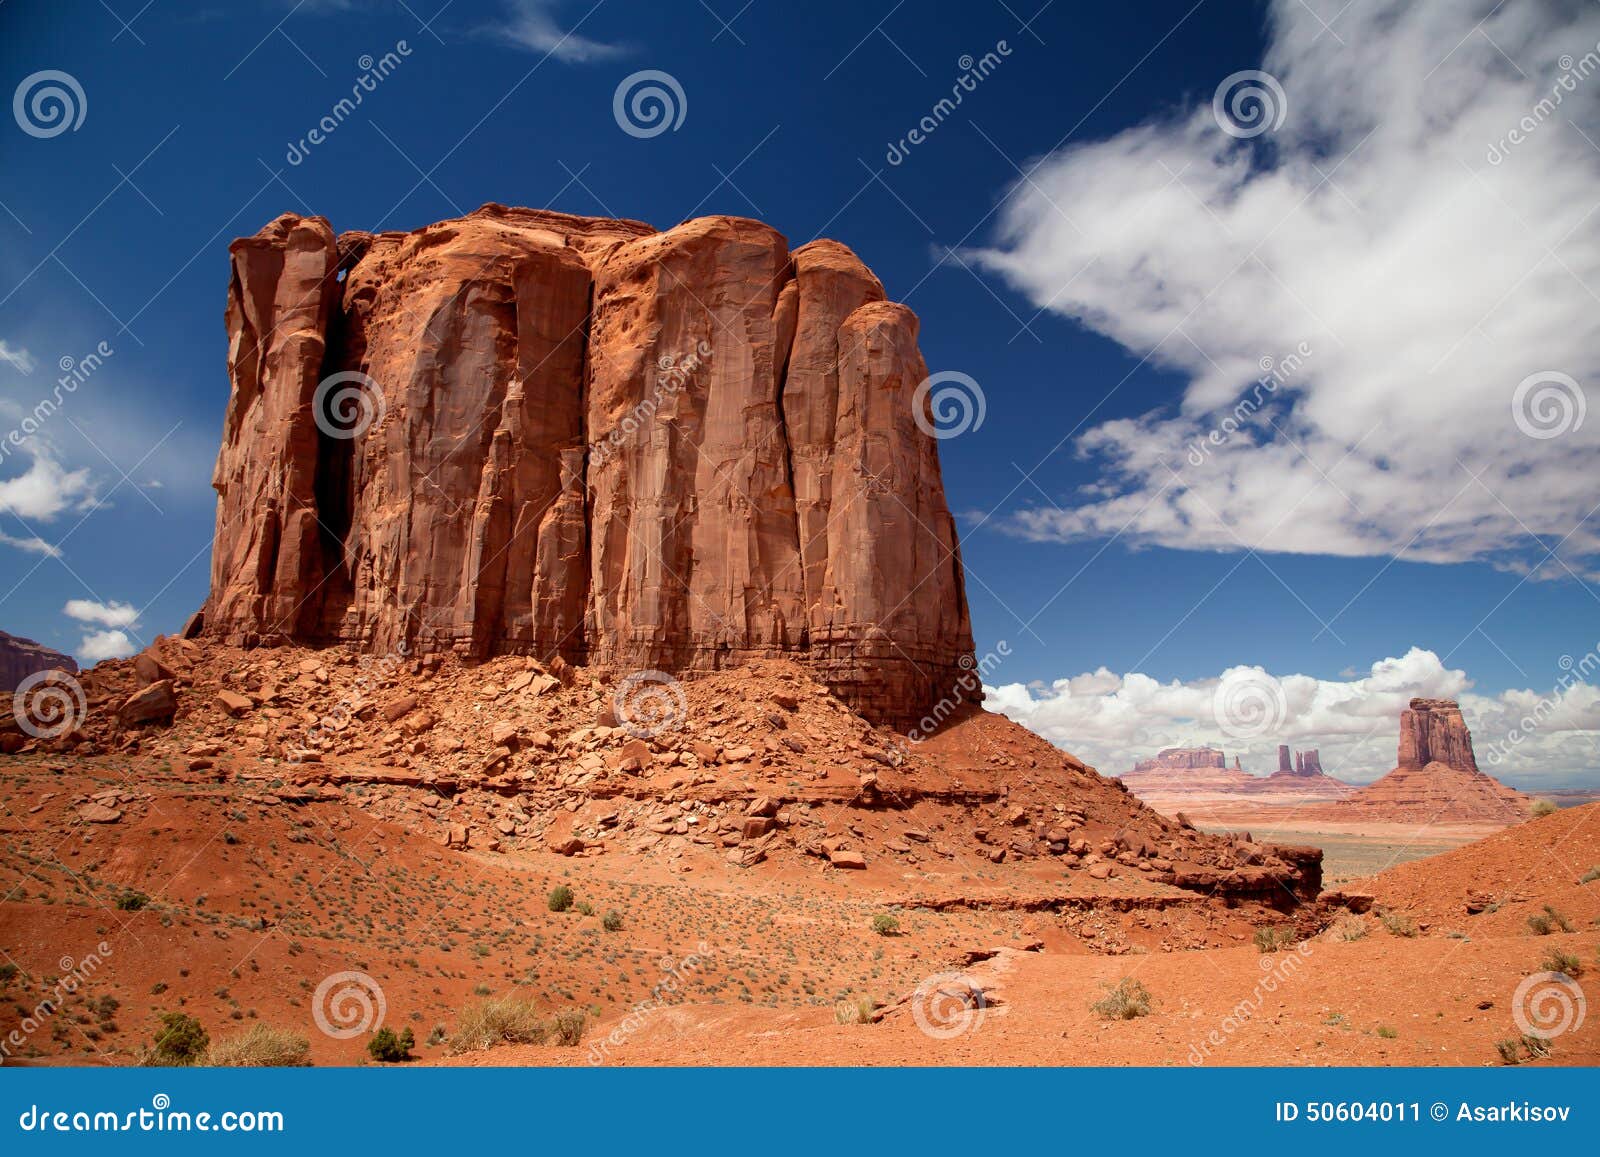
[1397,698,1478,772]
[1311,698,1531,825]
[0,630,76,692]
[1119,748,1257,796]
[206,205,974,727]
[1132,747,1226,772]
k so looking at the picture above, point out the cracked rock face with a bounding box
[207,205,975,727]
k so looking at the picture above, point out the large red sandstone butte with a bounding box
[1311,698,1531,825]
[0,629,76,692]
[206,205,974,726]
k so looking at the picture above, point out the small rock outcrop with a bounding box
[0,629,76,692]
[205,206,975,727]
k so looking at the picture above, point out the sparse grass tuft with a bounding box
[833,995,875,1025]
[1090,977,1152,1021]
[1495,1037,1522,1065]
[1334,915,1368,942]
[1530,799,1558,819]
[1253,926,1296,953]
[1521,1033,1552,1059]
[1527,905,1573,936]
[1541,948,1583,978]
[551,1008,587,1046]
[1379,910,1418,938]
[872,913,900,937]
[1376,1025,1398,1039]
[547,885,574,913]
[449,997,550,1053]
[1580,865,1600,885]
[205,1024,310,1067]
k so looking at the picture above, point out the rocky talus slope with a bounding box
[1,634,1323,908]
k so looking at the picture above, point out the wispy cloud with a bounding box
[0,340,34,375]
[484,0,626,62]
[0,528,60,557]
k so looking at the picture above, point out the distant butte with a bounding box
[1307,698,1532,826]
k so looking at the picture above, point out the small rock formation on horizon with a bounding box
[0,629,76,692]
[204,205,974,727]
[1313,698,1531,825]
[1120,742,1353,804]
[1119,747,1258,795]
[1274,744,1325,778]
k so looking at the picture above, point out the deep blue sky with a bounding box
[0,0,1590,709]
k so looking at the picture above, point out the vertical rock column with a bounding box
[586,216,806,672]
[209,214,339,643]
[820,300,973,722]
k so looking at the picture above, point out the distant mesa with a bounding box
[1307,698,1531,826]
[0,629,77,693]
[1118,743,1353,803]
[1131,747,1226,772]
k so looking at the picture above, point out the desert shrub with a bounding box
[575,901,594,916]
[1379,910,1418,938]
[547,885,574,913]
[141,1012,208,1066]
[366,1026,414,1063]
[0,963,18,985]
[1495,1037,1523,1065]
[1530,799,1558,818]
[426,1023,448,1047]
[1527,905,1572,936]
[1253,926,1295,953]
[1335,915,1368,941]
[1090,978,1152,1020]
[551,1007,587,1046]
[1376,1025,1398,1039]
[872,913,900,937]
[1541,948,1583,978]
[1580,865,1600,885]
[115,890,151,911]
[206,1024,310,1067]
[1522,1033,1553,1059]
[449,996,549,1053]
[834,995,875,1025]
[601,909,623,932]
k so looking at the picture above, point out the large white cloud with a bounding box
[972,0,1600,578]
[987,647,1600,787]
[77,629,137,664]
[63,598,141,628]
[0,442,95,523]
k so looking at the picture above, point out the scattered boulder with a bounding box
[118,681,177,727]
